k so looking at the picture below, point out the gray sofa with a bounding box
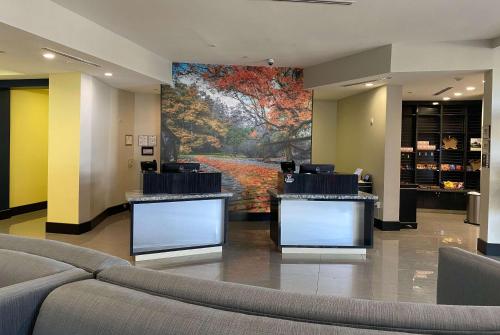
[2,233,500,335]
[0,234,130,335]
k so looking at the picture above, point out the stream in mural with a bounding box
[161,63,313,213]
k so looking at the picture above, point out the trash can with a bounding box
[465,191,480,225]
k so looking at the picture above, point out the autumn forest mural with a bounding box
[161,63,313,213]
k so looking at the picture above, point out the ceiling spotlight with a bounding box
[365,83,374,87]
[454,92,463,96]
[432,102,439,105]
[43,52,55,59]
[466,86,476,91]
[104,72,113,77]
[483,80,486,84]
[443,97,451,101]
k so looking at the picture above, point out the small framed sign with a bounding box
[138,135,148,147]
[125,135,133,146]
[141,146,154,156]
[148,135,157,146]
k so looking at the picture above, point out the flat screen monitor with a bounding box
[161,162,200,173]
[140,160,157,172]
[280,161,296,173]
[299,164,335,174]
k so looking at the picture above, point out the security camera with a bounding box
[267,58,275,66]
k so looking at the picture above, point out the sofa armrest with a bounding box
[0,269,91,335]
[437,247,500,306]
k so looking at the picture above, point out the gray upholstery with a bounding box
[0,268,91,335]
[0,234,130,274]
[99,266,500,335]
[0,249,73,288]
[33,279,412,335]
[437,247,500,306]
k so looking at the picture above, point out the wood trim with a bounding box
[46,203,129,235]
[0,79,49,89]
[0,89,10,212]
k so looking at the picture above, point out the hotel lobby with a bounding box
[2,1,500,334]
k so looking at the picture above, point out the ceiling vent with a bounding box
[272,0,355,5]
[433,87,453,96]
[41,47,101,68]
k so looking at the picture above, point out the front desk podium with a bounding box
[270,172,377,255]
[127,172,232,261]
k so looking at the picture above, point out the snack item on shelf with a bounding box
[440,164,463,171]
[442,181,464,190]
[467,159,481,172]
[442,136,458,150]
[401,147,414,153]
[416,163,437,170]
[416,140,436,151]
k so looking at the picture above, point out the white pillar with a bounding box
[478,49,500,255]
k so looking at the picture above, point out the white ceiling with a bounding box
[313,71,485,101]
[51,0,500,67]
[0,23,161,92]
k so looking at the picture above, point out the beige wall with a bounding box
[79,74,136,222]
[336,86,401,221]
[133,93,161,188]
[312,99,337,164]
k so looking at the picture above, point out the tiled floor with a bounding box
[0,209,479,303]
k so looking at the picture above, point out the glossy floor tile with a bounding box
[0,209,480,303]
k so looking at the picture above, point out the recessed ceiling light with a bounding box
[483,80,486,84]
[104,72,113,77]
[43,52,55,59]
[432,102,439,105]
[454,92,463,96]
[466,86,476,91]
[443,97,451,101]
[365,83,374,87]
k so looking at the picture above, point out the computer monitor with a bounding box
[280,161,296,173]
[140,160,157,172]
[161,162,200,173]
[299,164,335,174]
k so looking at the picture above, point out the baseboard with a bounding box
[229,211,270,221]
[477,238,500,256]
[374,219,402,231]
[46,203,129,235]
[0,201,47,220]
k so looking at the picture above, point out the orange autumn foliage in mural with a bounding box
[201,66,312,159]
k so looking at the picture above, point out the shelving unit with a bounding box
[400,101,482,210]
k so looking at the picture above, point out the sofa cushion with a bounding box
[33,279,412,335]
[0,249,73,288]
[437,247,500,306]
[0,234,130,274]
[98,266,500,335]
[0,268,91,335]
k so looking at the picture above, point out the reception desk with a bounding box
[126,191,232,261]
[269,189,378,254]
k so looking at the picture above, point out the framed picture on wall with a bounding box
[125,135,133,146]
[148,135,157,146]
[141,146,154,156]
[138,135,148,147]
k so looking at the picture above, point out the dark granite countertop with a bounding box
[126,190,234,203]
[267,189,378,201]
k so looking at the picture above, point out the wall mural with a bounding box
[161,63,313,213]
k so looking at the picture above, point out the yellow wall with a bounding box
[312,99,337,164]
[47,73,81,224]
[336,87,387,219]
[9,89,49,207]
